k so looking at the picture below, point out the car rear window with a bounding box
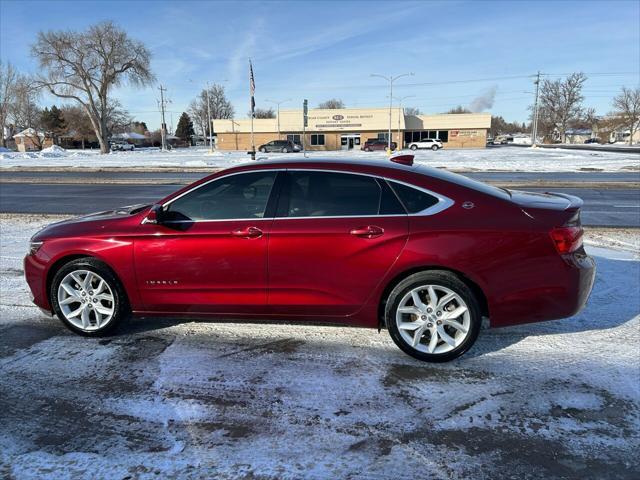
[388,181,439,213]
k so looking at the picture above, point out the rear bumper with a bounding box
[491,250,596,327]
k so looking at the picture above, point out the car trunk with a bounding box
[509,190,583,227]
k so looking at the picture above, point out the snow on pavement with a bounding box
[1,145,639,172]
[0,215,638,479]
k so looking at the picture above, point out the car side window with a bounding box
[388,181,439,213]
[165,171,277,221]
[280,171,385,217]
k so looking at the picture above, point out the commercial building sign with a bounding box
[310,113,375,130]
[450,129,480,137]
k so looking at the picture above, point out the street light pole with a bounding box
[371,72,414,152]
[392,95,415,150]
[532,71,541,147]
[265,98,291,139]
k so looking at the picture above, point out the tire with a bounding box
[50,257,130,336]
[410,144,418,151]
[431,145,438,151]
[364,147,371,152]
[384,271,481,362]
[260,147,267,153]
[282,147,289,153]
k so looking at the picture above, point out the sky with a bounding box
[1,0,639,131]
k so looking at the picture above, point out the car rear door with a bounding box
[267,170,409,317]
[134,170,281,314]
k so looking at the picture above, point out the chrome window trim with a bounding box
[155,167,454,223]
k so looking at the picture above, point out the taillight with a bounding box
[550,226,583,255]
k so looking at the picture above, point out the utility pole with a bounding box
[265,98,291,139]
[392,95,415,150]
[371,72,414,152]
[532,71,541,147]
[302,99,308,158]
[158,85,168,151]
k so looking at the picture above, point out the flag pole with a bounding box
[249,59,256,160]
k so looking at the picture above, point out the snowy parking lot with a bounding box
[0,214,639,479]
[1,145,639,172]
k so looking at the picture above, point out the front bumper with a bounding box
[24,253,51,312]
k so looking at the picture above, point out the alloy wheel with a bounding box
[57,269,115,332]
[395,284,471,354]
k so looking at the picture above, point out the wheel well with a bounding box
[377,267,490,329]
[45,255,125,305]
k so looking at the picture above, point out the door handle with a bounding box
[231,226,263,238]
[350,225,384,239]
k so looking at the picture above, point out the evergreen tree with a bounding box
[175,112,195,143]
[40,105,66,143]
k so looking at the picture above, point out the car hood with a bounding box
[32,204,150,241]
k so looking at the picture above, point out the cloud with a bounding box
[469,86,497,112]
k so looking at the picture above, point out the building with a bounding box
[13,128,54,152]
[215,108,491,151]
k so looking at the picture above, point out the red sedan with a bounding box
[24,156,595,362]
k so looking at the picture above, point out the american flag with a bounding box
[249,60,255,116]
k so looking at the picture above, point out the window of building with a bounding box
[165,171,277,221]
[287,134,301,144]
[438,131,448,142]
[280,172,384,217]
[405,130,449,143]
[377,132,389,141]
[388,181,439,213]
[310,134,325,146]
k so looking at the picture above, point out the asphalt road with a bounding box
[1,172,638,226]
[2,170,639,184]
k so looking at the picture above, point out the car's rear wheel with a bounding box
[51,258,130,336]
[259,147,267,153]
[364,147,370,152]
[410,144,418,151]
[385,271,481,362]
[431,145,438,151]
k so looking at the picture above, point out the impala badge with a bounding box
[146,280,179,285]
[462,201,475,209]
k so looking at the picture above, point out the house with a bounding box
[565,128,593,144]
[609,122,640,144]
[13,128,53,152]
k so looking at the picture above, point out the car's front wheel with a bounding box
[385,271,481,362]
[51,258,130,336]
[431,145,439,151]
[282,147,289,153]
[259,147,267,153]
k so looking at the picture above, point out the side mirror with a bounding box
[142,204,163,224]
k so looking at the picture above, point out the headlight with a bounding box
[28,241,44,256]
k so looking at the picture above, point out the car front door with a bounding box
[134,170,280,314]
[267,170,409,317]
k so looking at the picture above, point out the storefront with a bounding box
[214,108,491,151]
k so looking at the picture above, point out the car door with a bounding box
[134,170,281,314]
[267,170,409,317]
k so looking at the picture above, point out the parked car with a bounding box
[258,140,297,153]
[110,140,134,152]
[362,139,397,151]
[24,156,595,362]
[408,138,443,151]
[584,138,601,144]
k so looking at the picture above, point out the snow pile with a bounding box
[0,146,639,172]
[39,145,68,158]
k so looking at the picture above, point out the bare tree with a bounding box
[404,107,421,116]
[612,87,640,145]
[31,21,154,153]
[188,84,234,137]
[10,75,41,131]
[251,107,275,119]
[318,98,345,109]
[446,105,472,114]
[0,61,19,146]
[538,73,587,143]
